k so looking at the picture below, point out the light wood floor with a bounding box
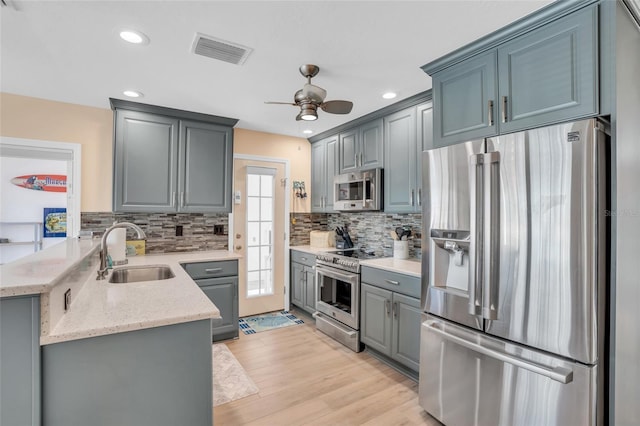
[214,310,442,426]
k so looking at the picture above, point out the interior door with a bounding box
[233,158,286,317]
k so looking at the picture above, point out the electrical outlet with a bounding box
[175,225,183,237]
[213,225,224,235]
[64,289,71,312]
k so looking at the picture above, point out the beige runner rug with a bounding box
[212,343,259,406]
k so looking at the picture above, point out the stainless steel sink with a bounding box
[108,265,175,283]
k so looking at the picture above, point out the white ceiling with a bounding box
[1,0,552,138]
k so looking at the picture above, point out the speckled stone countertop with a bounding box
[360,257,422,278]
[0,238,101,297]
[290,245,335,255]
[41,250,241,345]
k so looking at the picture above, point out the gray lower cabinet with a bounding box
[290,250,316,315]
[0,295,40,426]
[183,260,239,341]
[42,320,213,426]
[427,4,598,147]
[360,268,421,373]
[311,134,338,212]
[384,101,433,213]
[112,100,235,213]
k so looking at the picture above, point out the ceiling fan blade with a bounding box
[264,101,297,106]
[302,83,327,103]
[320,100,353,114]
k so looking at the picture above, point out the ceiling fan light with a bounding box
[299,106,317,121]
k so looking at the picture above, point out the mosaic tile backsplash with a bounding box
[289,212,422,259]
[81,212,229,254]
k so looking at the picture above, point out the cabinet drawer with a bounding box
[182,260,238,280]
[361,267,420,299]
[291,250,316,268]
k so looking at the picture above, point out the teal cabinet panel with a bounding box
[432,50,498,147]
[303,268,317,314]
[416,102,434,210]
[197,276,239,342]
[497,5,598,133]
[179,120,233,213]
[339,129,359,173]
[0,295,40,426]
[43,320,212,426]
[384,107,421,213]
[360,119,384,169]
[360,283,393,356]
[113,110,180,212]
[291,261,304,307]
[310,135,338,213]
[391,292,421,372]
[290,250,317,315]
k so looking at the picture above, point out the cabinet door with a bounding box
[416,102,433,210]
[0,296,40,426]
[432,50,498,147]
[360,283,393,356]
[360,119,383,169]
[179,120,233,213]
[391,293,421,372]
[497,5,598,134]
[310,140,327,212]
[290,262,305,308]
[197,276,239,341]
[302,267,316,314]
[113,110,179,212]
[324,136,338,212]
[339,129,359,173]
[384,107,417,213]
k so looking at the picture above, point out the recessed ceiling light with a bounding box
[382,92,397,100]
[123,90,143,98]
[303,129,313,135]
[119,30,149,45]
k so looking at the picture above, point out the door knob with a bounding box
[236,233,242,239]
[235,245,242,250]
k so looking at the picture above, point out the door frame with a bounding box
[231,154,291,311]
[0,137,81,237]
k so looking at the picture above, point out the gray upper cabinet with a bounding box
[113,110,180,212]
[111,99,237,213]
[497,5,598,134]
[311,134,338,213]
[339,119,383,173]
[384,102,433,213]
[179,120,232,213]
[426,3,598,147]
[432,51,498,147]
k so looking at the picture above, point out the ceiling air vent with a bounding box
[192,33,252,65]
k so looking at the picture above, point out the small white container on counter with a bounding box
[393,240,409,260]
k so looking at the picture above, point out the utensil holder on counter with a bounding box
[393,240,409,260]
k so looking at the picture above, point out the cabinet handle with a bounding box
[418,188,422,207]
[410,189,415,206]
[359,153,363,167]
[385,279,400,286]
[501,96,508,123]
[488,100,494,126]
[301,257,307,261]
[172,192,177,207]
[385,300,391,315]
[180,192,185,208]
[205,268,222,273]
[354,153,358,168]
[393,302,398,318]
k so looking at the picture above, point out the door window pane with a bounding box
[245,168,275,298]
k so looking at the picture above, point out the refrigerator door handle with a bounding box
[425,320,574,384]
[483,152,501,320]
[468,154,484,316]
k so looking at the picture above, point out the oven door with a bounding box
[316,264,359,330]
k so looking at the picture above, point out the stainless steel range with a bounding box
[314,248,381,352]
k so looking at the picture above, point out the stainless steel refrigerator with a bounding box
[418,118,608,426]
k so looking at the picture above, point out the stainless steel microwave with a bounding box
[333,168,383,211]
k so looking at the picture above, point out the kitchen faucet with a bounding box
[96,222,146,280]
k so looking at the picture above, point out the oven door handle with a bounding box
[315,265,359,284]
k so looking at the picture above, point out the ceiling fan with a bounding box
[265,64,354,121]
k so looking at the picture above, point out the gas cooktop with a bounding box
[316,248,386,273]
[326,248,381,260]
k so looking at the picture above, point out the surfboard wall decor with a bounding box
[10,175,67,192]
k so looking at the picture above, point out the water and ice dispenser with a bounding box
[429,229,470,292]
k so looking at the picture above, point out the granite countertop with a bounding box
[290,245,335,255]
[0,238,101,297]
[41,250,241,345]
[360,257,422,278]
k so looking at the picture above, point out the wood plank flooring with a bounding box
[214,310,442,426]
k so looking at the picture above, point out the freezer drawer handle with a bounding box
[425,320,574,384]
[205,268,223,273]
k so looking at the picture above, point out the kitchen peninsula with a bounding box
[0,238,239,426]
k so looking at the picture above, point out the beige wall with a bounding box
[1,93,311,213]
[1,93,114,211]
[234,128,311,213]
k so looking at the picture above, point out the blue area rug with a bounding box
[239,311,304,335]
